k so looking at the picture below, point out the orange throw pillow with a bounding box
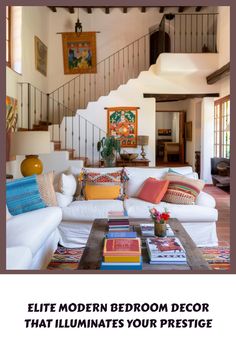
[137,178,169,204]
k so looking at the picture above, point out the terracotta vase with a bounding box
[154,222,167,237]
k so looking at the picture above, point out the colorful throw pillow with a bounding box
[81,169,124,200]
[137,178,169,204]
[36,171,57,207]
[167,168,198,179]
[84,185,121,200]
[162,173,205,204]
[6,175,46,215]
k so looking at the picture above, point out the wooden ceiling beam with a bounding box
[159,7,165,13]
[48,6,56,13]
[68,7,74,14]
[206,62,230,84]
[141,7,146,13]
[196,6,202,12]
[143,93,219,102]
[105,7,110,14]
[87,7,92,14]
[123,7,128,14]
[178,7,185,13]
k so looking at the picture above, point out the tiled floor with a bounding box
[203,185,230,243]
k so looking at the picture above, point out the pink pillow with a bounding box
[137,177,169,204]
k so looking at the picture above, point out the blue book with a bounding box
[106,231,137,239]
[100,258,142,271]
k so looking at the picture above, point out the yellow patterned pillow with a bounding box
[82,170,122,200]
[84,185,120,200]
[36,171,57,206]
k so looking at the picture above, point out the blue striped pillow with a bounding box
[6,175,46,216]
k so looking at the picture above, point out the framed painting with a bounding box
[35,36,47,76]
[185,121,192,141]
[62,32,97,74]
[107,107,138,148]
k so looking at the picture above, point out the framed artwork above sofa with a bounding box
[106,106,139,148]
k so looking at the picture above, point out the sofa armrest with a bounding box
[195,191,216,208]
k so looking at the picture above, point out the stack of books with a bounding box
[100,237,142,270]
[107,211,130,232]
[146,237,187,265]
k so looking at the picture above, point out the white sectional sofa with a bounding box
[57,166,218,248]
[6,207,62,270]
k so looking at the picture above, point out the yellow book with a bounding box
[104,255,141,263]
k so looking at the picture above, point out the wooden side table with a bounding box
[116,159,150,167]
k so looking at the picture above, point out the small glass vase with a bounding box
[154,222,167,237]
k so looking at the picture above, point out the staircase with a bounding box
[16,12,218,167]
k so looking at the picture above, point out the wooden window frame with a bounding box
[6,6,11,67]
[214,95,230,159]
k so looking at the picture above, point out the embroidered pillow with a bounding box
[137,178,169,204]
[36,171,57,207]
[162,173,205,204]
[6,175,46,215]
[81,170,123,200]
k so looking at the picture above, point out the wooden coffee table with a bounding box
[78,218,211,271]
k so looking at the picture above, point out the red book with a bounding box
[103,238,141,257]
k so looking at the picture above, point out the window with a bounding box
[6,6,11,66]
[214,96,230,158]
[6,6,22,73]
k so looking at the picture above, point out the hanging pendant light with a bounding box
[75,18,82,33]
[75,8,83,35]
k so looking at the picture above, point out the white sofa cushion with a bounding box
[62,199,124,222]
[125,167,194,197]
[56,192,73,207]
[124,198,218,222]
[195,191,216,208]
[6,246,33,270]
[7,207,62,256]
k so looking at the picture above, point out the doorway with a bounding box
[150,31,170,65]
[156,111,186,166]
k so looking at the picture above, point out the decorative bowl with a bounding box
[120,153,139,161]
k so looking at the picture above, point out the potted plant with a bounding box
[97,136,121,167]
[149,208,170,237]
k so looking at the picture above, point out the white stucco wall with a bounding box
[216,6,230,97]
[6,6,49,102]
[217,6,230,67]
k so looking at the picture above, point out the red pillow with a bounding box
[137,177,169,204]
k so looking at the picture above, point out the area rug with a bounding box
[47,244,230,271]
[47,246,84,270]
[199,244,230,270]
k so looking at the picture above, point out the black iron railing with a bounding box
[159,13,218,54]
[17,82,106,166]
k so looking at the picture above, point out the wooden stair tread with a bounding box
[39,120,52,125]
